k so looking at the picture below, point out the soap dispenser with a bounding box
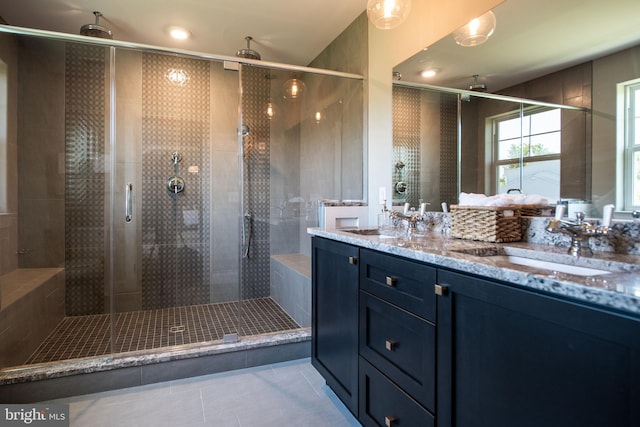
[378,200,390,228]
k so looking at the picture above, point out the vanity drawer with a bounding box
[359,357,435,427]
[359,291,435,412]
[360,249,436,321]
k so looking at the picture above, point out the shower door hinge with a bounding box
[223,61,239,71]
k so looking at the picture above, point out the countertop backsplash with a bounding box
[409,213,640,256]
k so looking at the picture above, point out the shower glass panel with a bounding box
[237,64,363,334]
[0,34,114,368]
[111,47,241,351]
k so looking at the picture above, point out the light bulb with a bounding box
[452,11,496,47]
[167,26,190,40]
[265,101,278,120]
[367,0,412,30]
[283,78,306,100]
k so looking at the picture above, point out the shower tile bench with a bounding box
[270,253,312,328]
[0,268,65,367]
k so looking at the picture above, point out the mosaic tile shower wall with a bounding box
[65,44,106,316]
[141,53,211,309]
[392,86,421,207]
[440,93,459,206]
[241,66,272,300]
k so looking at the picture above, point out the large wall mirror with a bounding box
[392,0,640,215]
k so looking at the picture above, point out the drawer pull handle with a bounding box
[348,256,357,265]
[385,340,397,351]
[435,284,449,296]
[385,416,397,427]
[385,276,396,287]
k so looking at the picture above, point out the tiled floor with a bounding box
[43,358,361,427]
[26,298,300,364]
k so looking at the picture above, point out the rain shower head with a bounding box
[469,74,487,92]
[80,11,113,39]
[236,36,261,60]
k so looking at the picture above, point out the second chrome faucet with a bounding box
[546,204,614,257]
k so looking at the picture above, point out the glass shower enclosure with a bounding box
[0,27,363,371]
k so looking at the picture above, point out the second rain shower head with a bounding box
[236,36,261,60]
[80,11,113,39]
[469,74,487,92]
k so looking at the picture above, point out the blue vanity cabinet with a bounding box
[436,269,640,427]
[311,237,359,415]
[312,236,640,427]
[358,249,437,427]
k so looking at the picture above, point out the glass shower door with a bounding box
[111,47,241,354]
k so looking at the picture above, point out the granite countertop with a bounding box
[308,227,640,316]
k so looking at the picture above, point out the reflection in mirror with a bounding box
[392,0,640,215]
[392,83,588,212]
[393,0,640,90]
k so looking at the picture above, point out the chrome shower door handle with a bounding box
[125,183,133,223]
[242,212,253,259]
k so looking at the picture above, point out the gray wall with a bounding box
[0,33,18,276]
[300,13,367,256]
[17,37,66,275]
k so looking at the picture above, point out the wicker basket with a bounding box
[519,204,554,217]
[450,205,522,243]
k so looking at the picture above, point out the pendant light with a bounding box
[265,101,278,119]
[366,0,412,30]
[452,10,496,47]
[283,76,306,100]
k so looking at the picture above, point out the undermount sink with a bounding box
[342,228,381,235]
[452,246,629,277]
[342,228,401,238]
[488,255,611,276]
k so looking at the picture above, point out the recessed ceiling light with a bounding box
[421,69,438,78]
[168,26,190,40]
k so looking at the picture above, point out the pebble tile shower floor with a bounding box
[25,298,300,364]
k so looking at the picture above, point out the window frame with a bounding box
[489,105,562,197]
[618,78,640,211]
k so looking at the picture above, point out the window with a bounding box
[620,79,640,210]
[490,107,561,200]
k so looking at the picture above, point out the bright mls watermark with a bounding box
[0,405,69,426]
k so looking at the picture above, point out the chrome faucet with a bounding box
[545,205,614,257]
[390,210,424,232]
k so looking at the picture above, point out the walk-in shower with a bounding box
[0,24,363,391]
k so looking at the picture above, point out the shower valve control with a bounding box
[170,152,182,165]
[167,176,185,194]
[167,152,185,194]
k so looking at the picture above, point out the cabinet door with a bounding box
[436,269,640,427]
[359,291,435,412]
[311,237,359,414]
